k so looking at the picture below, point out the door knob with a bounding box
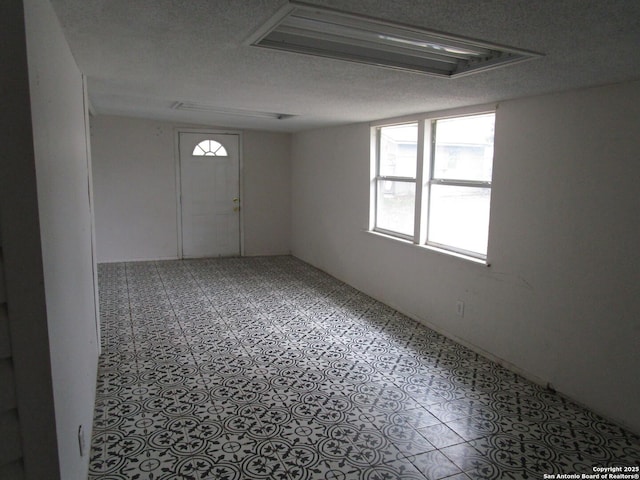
[233,198,240,203]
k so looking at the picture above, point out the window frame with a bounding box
[373,122,419,241]
[370,107,495,263]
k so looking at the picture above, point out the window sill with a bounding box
[364,229,490,267]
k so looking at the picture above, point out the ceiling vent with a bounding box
[248,1,542,78]
[172,102,295,120]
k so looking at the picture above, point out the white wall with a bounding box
[24,0,99,478]
[291,80,640,435]
[91,116,179,261]
[243,131,291,256]
[91,115,291,262]
[0,1,60,477]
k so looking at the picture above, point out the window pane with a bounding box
[376,180,415,236]
[379,124,418,178]
[433,113,494,182]
[192,139,228,157]
[428,185,490,256]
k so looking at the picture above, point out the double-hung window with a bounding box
[374,123,418,239]
[372,111,495,261]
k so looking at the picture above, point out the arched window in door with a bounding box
[192,140,228,157]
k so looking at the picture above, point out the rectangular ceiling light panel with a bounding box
[248,1,541,78]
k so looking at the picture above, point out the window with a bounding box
[372,111,495,261]
[375,124,418,238]
[192,140,228,157]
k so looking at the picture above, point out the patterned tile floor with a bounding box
[89,256,640,480]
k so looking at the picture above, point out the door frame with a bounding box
[174,127,244,259]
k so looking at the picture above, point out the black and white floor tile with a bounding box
[90,256,640,480]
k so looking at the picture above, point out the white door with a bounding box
[179,132,240,258]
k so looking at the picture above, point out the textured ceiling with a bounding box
[50,0,640,132]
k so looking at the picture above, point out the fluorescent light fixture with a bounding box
[172,102,294,120]
[248,1,542,78]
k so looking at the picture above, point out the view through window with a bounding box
[375,124,417,238]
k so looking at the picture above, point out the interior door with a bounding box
[179,132,240,258]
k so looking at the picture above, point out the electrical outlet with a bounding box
[78,425,86,457]
[456,300,465,317]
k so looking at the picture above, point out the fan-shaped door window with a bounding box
[192,140,228,157]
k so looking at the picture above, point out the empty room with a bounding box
[1,1,639,479]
